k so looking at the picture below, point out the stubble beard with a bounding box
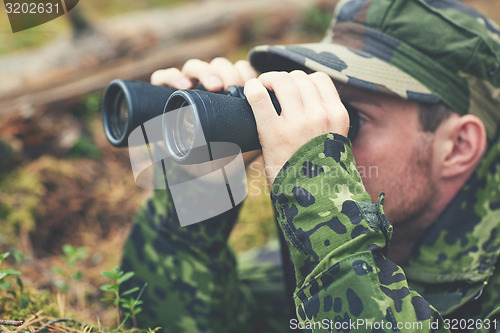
[386,132,437,230]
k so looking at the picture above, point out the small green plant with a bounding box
[100,267,145,329]
[0,251,30,312]
[0,252,22,289]
[120,297,143,328]
[51,244,88,292]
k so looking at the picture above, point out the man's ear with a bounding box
[439,114,487,179]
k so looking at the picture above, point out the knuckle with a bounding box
[182,58,204,71]
[259,71,289,84]
[210,57,230,66]
[258,71,274,81]
[327,107,350,128]
[234,60,250,68]
[150,68,179,84]
[290,70,308,78]
[310,71,331,83]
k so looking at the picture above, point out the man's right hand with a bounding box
[150,57,258,91]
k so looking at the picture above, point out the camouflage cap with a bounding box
[249,0,500,140]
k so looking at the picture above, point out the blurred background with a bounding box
[0,0,498,329]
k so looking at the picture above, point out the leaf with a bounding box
[101,271,117,280]
[120,299,132,310]
[0,272,8,281]
[75,247,88,260]
[121,286,139,296]
[72,271,84,281]
[0,282,12,289]
[63,244,76,256]
[16,276,23,292]
[118,271,135,284]
[100,283,118,293]
[3,269,21,275]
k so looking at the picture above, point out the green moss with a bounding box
[0,167,44,247]
[67,136,101,160]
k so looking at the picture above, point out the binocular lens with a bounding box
[171,102,195,158]
[110,91,129,140]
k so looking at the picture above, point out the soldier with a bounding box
[121,0,500,331]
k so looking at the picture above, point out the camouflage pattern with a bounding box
[269,132,500,332]
[249,0,500,141]
[120,187,291,332]
[120,130,500,332]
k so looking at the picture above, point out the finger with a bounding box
[309,71,342,106]
[234,60,259,83]
[210,57,244,88]
[244,78,281,133]
[289,70,325,116]
[258,72,303,119]
[309,72,350,135]
[150,68,193,89]
[181,58,224,91]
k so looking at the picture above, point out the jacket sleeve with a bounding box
[271,133,448,332]
[120,186,249,332]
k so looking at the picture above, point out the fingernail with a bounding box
[209,75,223,89]
[180,78,192,89]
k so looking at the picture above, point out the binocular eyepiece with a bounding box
[102,79,278,163]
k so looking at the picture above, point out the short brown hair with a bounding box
[418,102,453,133]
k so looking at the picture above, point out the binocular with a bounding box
[101,79,359,164]
[101,79,281,163]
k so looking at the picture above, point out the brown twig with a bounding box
[0,320,23,326]
[32,318,81,333]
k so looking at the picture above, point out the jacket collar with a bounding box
[402,135,500,314]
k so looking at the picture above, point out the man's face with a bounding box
[337,83,438,226]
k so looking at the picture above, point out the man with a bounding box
[120,0,500,331]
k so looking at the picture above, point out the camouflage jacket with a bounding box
[273,133,500,332]
[121,132,500,332]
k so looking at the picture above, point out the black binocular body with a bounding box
[101,79,280,163]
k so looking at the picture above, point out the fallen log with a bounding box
[0,0,320,121]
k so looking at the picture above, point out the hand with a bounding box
[244,71,350,187]
[150,57,258,91]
